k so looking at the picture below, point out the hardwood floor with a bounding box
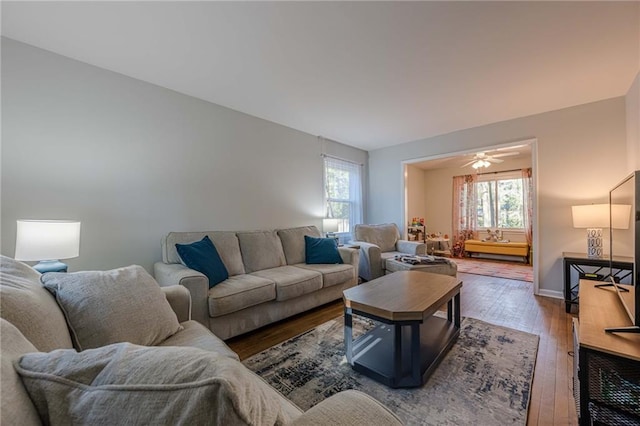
[227,272,578,425]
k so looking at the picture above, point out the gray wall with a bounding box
[627,72,640,171]
[1,38,368,272]
[368,98,628,296]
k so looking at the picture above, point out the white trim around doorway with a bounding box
[400,138,541,296]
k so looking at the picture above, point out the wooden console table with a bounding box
[562,252,633,313]
[574,280,640,425]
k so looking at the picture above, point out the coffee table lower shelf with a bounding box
[345,310,459,388]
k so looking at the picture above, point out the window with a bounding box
[476,172,525,230]
[323,156,363,238]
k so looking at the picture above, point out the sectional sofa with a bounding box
[1,255,400,425]
[154,225,359,339]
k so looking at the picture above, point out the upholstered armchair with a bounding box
[350,223,426,281]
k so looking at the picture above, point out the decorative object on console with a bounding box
[572,204,631,259]
[14,220,81,273]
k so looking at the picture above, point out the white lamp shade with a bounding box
[571,204,609,228]
[15,220,81,261]
[322,218,340,233]
[571,204,632,229]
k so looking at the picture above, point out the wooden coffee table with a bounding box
[343,270,462,388]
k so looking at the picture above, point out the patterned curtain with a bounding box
[452,174,478,257]
[521,168,533,246]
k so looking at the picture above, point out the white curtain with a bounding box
[323,156,363,241]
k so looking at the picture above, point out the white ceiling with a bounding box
[2,1,638,151]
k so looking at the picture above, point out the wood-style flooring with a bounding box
[227,271,578,425]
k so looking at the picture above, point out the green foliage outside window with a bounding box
[325,166,351,232]
[476,178,524,229]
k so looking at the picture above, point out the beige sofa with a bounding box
[350,223,426,281]
[1,256,400,425]
[154,225,359,340]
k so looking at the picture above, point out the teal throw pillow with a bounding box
[304,235,343,264]
[176,236,229,288]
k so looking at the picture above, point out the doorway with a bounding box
[401,138,539,294]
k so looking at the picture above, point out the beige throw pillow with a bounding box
[16,343,288,425]
[41,265,182,351]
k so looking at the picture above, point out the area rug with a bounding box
[244,316,539,425]
[453,257,533,282]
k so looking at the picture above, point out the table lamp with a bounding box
[571,204,631,258]
[322,218,340,239]
[14,220,81,273]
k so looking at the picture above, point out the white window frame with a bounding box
[476,170,525,232]
[323,156,363,241]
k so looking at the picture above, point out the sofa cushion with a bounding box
[354,223,400,253]
[176,236,229,287]
[16,343,289,426]
[208,274,276,317]
[158,320,239,361]
[1,319,41,426]
[277,226,322,265]
[0,255,73,352]
[304,235,343,264]
[252,266,322,301]
[296,263,355,288]
[163,231,245,276]
[237,231,287,273]
[41,265,183,351]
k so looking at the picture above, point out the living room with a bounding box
[2,2,639,425]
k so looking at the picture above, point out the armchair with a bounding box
[350,223,426,281]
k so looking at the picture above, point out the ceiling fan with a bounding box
[461,151,519,169]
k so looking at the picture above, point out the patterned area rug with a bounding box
[453,257,534,282]
[244,316,539,425]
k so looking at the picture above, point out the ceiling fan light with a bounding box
[471,159,491,169]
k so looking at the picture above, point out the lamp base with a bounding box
[33,260,68,273]
[586,228,603,259]
[325,232,339,244]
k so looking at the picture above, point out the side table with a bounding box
[562,252,633,313]
[426,237,450,256]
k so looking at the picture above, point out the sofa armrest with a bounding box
[291,390,402,426]
[160,285,191,323]
[154,262,209,327]
[337,247,360,280]
[396,240,426,255]
[349,241,382,281]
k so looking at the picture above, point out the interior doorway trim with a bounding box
[400,138,540,295]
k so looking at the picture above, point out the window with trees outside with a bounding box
[476,171,525,230]
[323,156,363,239]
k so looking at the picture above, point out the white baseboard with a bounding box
[536,289,564,300]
